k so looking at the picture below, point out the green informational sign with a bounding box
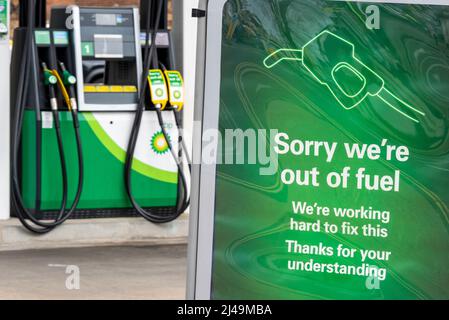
[194,0,449,300]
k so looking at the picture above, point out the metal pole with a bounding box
[172,0,183,72]
[19,0,46,27]
[0,0,10,220]
[140,0,168,29]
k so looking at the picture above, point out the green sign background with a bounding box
[212,0,449,299]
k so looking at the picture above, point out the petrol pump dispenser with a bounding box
[10,0,189,233]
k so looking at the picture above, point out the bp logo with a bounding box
[151,131,170,155]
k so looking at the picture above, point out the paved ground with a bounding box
[0,217,188,252]
[0,245,187,300]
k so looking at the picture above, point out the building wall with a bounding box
[46,0,138,6]
[10,0,172,30]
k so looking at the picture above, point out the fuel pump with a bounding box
[10,0,190,233]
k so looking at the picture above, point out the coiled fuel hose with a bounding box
[51,64,84,223]
[125,0,190,223]
[10,4,84,234]
[12,61,69,233]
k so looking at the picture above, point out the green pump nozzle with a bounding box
[41,62,57,86]
[41,62,58,111]
[264,30,425,123]
[58,61,78,111]
[58,62,77,86]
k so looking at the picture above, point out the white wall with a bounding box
[0,4,10,220]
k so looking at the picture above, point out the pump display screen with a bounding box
[208,0,449,299]
[96,13,117,26]
[94,34,124,58]
[76,8,140,110]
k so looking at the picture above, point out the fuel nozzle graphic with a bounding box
[264,30,425,123]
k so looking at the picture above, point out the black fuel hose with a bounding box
[154,57,191,209]
[12,66,84,233]
[150,8,190,215]
[58,62,84,223]
[11,0,68,233]
[11,0,84,233]
[125,0,189,222]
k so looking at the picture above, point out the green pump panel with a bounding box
[189,0,449,300]
[21,111,179,213]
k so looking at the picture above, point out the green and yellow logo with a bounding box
[151,131,170,155]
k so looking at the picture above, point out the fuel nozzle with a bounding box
[42,62,57,86]
[148,69,169,110]
[58,62,78,111]
[164,70,185,111]
[41,62,58,111]
[58,62,77,86]
[264,30,425,123]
